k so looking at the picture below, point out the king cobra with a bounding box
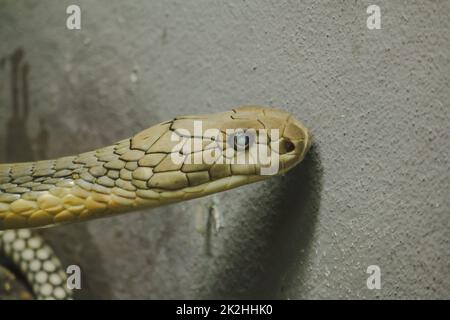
[0,106,311,230]
[0,106,310,299]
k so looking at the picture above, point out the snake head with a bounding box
[230,105,311,175]
[130,105,311,197]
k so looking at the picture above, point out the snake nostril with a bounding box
[284,140,295,153]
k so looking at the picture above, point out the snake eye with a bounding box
[234,133,249,150]
[230,131,253,151]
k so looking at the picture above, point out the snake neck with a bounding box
[0,124,261,230]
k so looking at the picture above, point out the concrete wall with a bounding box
[0,0,448,299]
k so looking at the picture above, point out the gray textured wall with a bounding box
[0,0,449,299]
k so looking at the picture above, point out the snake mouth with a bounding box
[276,116,311,173]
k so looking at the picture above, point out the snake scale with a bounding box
[0,229,72,299]
[0,106,311,231]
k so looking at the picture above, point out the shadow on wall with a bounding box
[260,145,323,298]
[208,145,323,299]
[0,48,112,299]
[5,48,33,162]
[3,48,49,162]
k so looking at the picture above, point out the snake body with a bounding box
[0,106,310,231]
[0,229,72,299]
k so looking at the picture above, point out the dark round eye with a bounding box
[284,140,295,153]
[233,132,250,150]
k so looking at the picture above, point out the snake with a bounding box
[0,105,310,298]
[0,229,73,299]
